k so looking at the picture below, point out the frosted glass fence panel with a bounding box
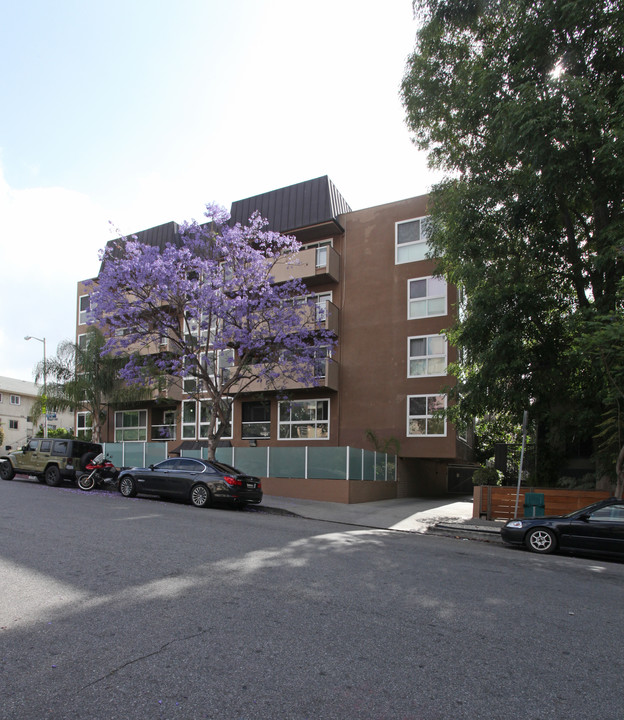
[308,447,347,480]
[103,444,123,467]
[269,447,305,479]
[362,450,376,481]
[231,447,268,477]
[214,447,234,466]
[348,447,363,480]
[105,443,396,481]
[124,443,148,468]
[103,442,168,468]
[146,443,168,466]
[182,449,202,459]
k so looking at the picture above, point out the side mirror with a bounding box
[149,464,155,470]
[578,513,590,522]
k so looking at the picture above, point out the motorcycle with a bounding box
[77,453,120,491]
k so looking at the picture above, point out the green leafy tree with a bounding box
[35,427,75,439]
[576,298,624,496]
[33,328,151,443]
[401,0,624,484]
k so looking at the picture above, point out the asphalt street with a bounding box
[1,478,623,720]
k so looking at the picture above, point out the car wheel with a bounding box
[190,484,211,508]
[44,465,62,487]
[525,528,557,554]
[0,461,15,481]
[77,473,96,491]
[119,476,137,498]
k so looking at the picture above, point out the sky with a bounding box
[0,0,440,382]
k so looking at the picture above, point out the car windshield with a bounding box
[563,501,619,518]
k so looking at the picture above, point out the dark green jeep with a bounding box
[0,438,103,486]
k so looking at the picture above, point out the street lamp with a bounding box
[25,335,47,438]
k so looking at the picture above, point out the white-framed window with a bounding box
[457,419,469,443]
[183,359,201,394]
[114,326,138,337]
[204,348,235,384]
[9,419,18,430]
[182,400,197,438]
[314,292,332,321]
[183,313,215,347]
[241,401,271,439]
[408,335,447,377]
[114,410,147,442]
[313,346,332,379]
[200,399,232,440]
[303,239,333,268]
[184,349,235,394]
[10,395,20,405]
[407,395,446,437]
[0,393,3,402]
[76,412,92,439]
[408,276,447,319]
[285,292,333,324]
[182,399,232,440]
[77,333,87,350]
[396,216,430,264]
[278,399,329,440]
[150,408,177,441]
[78,294,90,325]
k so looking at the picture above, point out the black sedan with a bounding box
[117,458,262,508]
[501,498,624,556]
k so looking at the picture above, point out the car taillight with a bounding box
[224,475,243,487]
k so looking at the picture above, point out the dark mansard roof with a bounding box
[229,175,352,235]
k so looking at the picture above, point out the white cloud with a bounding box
[0,165,110,380]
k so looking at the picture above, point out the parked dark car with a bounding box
[117,457,262,508]
[501,498,624,556]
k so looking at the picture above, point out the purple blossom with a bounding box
[91,204,336,457]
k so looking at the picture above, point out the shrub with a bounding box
[471,466,502,486]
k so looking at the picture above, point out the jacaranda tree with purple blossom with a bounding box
[90,204,336,459]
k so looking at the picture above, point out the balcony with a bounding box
[298,300,339,335]
[271,246,340,286]
[236,358,340,394]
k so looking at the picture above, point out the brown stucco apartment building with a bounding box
[76,177,474,499]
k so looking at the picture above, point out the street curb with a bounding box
[435,522,501,534]
[246,504,301,518]
[253,505,506,542]
[429,523,504,542]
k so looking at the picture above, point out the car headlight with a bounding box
[506,520,523,528]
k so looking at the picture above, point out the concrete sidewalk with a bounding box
[260,494,503,538]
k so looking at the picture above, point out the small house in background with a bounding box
[0,376,74,450]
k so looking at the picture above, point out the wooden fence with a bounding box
[473,486,612,521]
